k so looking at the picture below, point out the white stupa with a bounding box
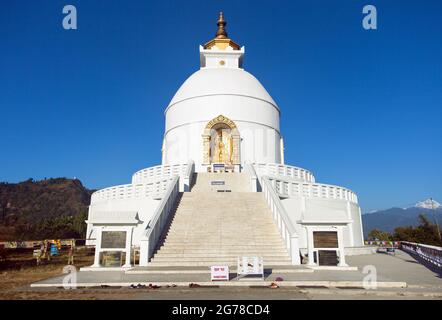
[85,13,365,270]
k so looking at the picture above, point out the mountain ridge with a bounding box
[362,199,442,238]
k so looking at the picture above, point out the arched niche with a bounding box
[202,115,240,166]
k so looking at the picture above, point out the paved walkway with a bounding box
[31,251,442,297]
[346,250,442,288]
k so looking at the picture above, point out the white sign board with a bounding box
[237,257,264,279]
[212,163,225,172]
[210,265,229,281]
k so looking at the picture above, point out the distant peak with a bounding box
[415,199,441,209]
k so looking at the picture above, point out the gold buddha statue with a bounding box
[211,129,232,164]
[218,139,225,163]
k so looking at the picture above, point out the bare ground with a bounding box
[0,247,98,299]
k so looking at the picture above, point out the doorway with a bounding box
[313,231,339,266]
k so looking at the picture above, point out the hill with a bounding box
[362,202,442,239]
[0,178,94,241]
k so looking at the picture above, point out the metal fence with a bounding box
[400,241,442,268]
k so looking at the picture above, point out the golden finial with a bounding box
[215,12,228,39]
[203,12,240,50]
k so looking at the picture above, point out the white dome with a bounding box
[167,68,278,110]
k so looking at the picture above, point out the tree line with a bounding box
[368,214,442,246]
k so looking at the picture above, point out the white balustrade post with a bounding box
[306,227,315,266]
[123,227,133,268]
[346,201,355,247]
[337,226,348,267]
[290,236,301,265]
[182,175,189,192]
[139,237,150,267]
[92,226,103,267]
[251,176,257,192]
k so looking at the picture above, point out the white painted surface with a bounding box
[163,46,282,170]
[85,35,366,269]
[86,197,161,247]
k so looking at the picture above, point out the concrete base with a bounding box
[307,266,358,271]
[31,251,442,297]
[345,246,377,255]
[30,280,406,289]
[80,266,133,272]
[126,266,314,275]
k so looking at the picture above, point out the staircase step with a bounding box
[161,239,284,243]
[153,253,290,258]
[148,261,294,267]
[151,256,291,262]
[157,244,285,249]
[157,249,289,254]
[150,173,291,267]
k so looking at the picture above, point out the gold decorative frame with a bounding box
[202,115,240,165]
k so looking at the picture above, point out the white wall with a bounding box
[165,94,280,133]
[350,203,365,246]
[163,94,281,171]
[86,198,160,246]
[280,197,364,249]
[279,197,307,249]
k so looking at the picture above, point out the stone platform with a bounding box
[31,251,442,292]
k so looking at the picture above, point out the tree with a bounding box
[393,214,442,246]
[368,229,392,241]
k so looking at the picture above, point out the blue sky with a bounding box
[0,0,441,211]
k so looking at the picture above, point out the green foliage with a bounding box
[393,214,442,246]
[368,213,442,246]
[368,228,392,241]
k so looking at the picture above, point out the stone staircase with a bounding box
[148,173,292,267]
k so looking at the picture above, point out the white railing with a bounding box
[401,241,442,268]
[244,162,258,192]
[92,161,195,204]
[132,163,190,184]
[91,178,174,204]
[260,175,300,265]
[266,175,358,204]
[139,176,180,266]
[253,163,315,183]
[182,160,195,192]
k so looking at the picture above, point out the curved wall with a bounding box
[164,94,281,170]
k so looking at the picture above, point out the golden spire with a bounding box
[203,12,240,50]
[215,12,228,39]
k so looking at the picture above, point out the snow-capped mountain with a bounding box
[415,199,441,209]
[362,198,442,238]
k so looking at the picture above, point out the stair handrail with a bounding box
[244,162,258,192]
[260,175,301,265]
[182,160,195,192]
[139,175,180,266]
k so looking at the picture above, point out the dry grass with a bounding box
[0,247,101,299]
[0,248,158,300]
